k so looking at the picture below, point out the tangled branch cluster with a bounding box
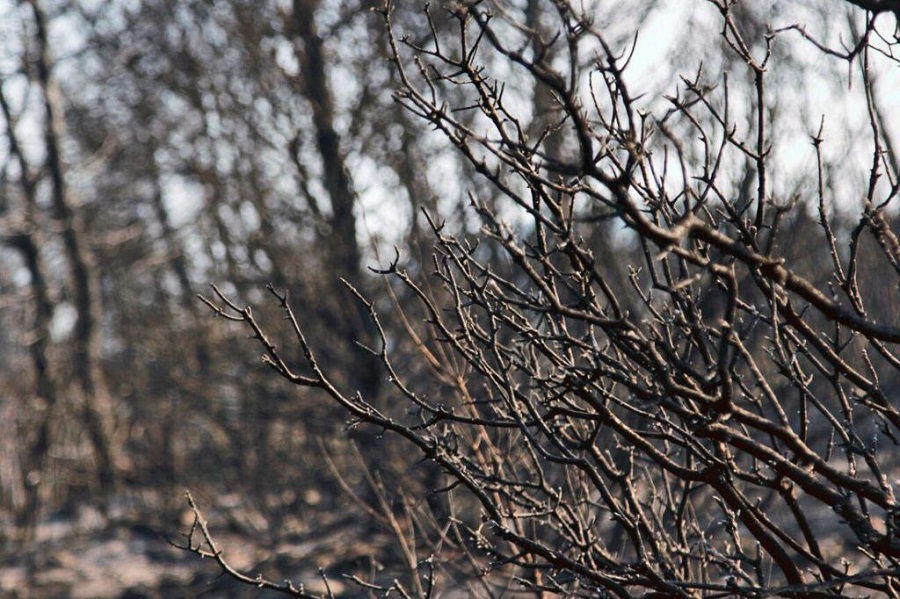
[194,1,900,596]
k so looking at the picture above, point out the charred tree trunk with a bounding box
[289,0,381,399]
[1,77,61,538]
[31,0,119,493]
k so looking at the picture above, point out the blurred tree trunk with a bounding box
[30,0,120,493]
[0,85,59,537]
[288,0,381,398]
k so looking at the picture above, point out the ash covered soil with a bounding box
[0,492,356,598]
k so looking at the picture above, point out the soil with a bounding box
[0,494,352,599]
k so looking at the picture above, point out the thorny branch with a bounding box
[174,491,331,598]
[191,0,900,596]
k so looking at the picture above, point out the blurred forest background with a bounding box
[0,0,898,597]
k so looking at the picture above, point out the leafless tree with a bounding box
[186,0,900,596]
[1,0,121,536]
[0,0,897,595]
